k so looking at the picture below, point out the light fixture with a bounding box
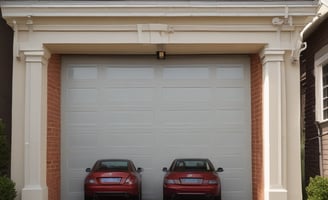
[156,51,166,60]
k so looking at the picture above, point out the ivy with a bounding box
[0,119,10,177]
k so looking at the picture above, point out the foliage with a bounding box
[0,176,17,200]
[306,176,328,200]
[0,119,10,176]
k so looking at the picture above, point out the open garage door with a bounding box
[61,55,252,200]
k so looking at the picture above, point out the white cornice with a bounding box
[1,1,318,18]
[12,24,296,32]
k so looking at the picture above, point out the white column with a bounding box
[21,50,49,200]
[261,49,288,200]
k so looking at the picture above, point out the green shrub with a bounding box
[306,176,328,200]
[0,176,17,200]
[0,119,10,176]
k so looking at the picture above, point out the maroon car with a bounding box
[84,159,143,200]
[162,158,223,200]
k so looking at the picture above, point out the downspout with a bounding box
[315,121,324,176]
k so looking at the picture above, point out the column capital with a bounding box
[260,49,285,65]
[21,49,51,65]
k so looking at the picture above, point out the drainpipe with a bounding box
[315,121,324,176]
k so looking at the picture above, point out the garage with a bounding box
[60,55,252,200]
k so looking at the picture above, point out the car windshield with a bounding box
[93,160,130,172]
[171,159,214,172]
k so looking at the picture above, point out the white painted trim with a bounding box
[1,2,317,18]
[21,50,50,200]
[12,24,297,33]
[261,49,289,200]
[315,44,328,122]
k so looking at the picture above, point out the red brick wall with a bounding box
[250,54,263,200]
[47,54,61,200]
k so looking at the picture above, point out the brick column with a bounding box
[21,50,50,200]
[47,54,61,200]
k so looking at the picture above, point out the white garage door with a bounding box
[61,55,252,200]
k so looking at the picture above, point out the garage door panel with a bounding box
[215,110,246,125]
[98,146,154,156]
[158,145,210,158]
[221,156,251,168]
[68,134,97,147]
[215,87,246,106]
[105,67,155,80]
[103,111,154,125]
[216,65,244,80]
[223,168,250,179]
[103,88,154,103]
[68,178,83,193]
[97,134,153,146]
[67,152,97,169]
[97,127,153,135]
[157,134,212,146]
[61,56,252,200]
[66,111,98,125]
[160,111,212,126]
[224,192,246,200]
[222,177,250,192]
[68,66,98,80]
[209,132,249,142]
[162,87,211,102]
[65,89,98,105]
[163,67,210,80]
[212,147,248,157]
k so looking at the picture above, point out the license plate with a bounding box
[100,177,121,183]
[180,178,202,184]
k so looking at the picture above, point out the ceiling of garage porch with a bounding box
[45,43,265,55]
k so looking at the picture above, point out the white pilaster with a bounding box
[261,49,288,200]
[21,50,49,200]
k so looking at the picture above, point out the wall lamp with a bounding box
[156,51,166,60]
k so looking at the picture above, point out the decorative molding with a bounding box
[26,15,33,32]
[12,24,297,32]
[1,2,318,18]
[23,50,51,65]
[260,49,285,65]
[12,19,21,60]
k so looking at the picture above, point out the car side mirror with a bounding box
[85,168,91,172]
[162,167,168,172]
[216,167,224,173]
[137,167,143,173]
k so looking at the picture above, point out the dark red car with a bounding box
[162,158,223,200]
[84,159,143,200]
